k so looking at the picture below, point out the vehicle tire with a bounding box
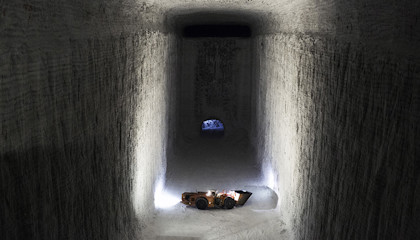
[224,197,235,209]
[196,198,208,210]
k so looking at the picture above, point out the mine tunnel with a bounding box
[1,1,419,240]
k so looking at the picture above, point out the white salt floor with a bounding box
[142,135,289,240]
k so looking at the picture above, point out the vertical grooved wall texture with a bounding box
[255,1,420,238]
[1,0,420,239]
[0,1,170,239]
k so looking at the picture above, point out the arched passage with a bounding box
[201,119,225,137]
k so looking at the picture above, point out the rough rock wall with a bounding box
[255,1,420,239]
[0,1,171,239]
[132,33,176,226]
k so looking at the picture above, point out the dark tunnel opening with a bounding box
[164,13,264,211]
[170,15,255,143]
[183,25,252,38]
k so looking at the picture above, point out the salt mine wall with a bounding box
[0,1,172,239]
[255,0,419,239]
[1,0,419,239]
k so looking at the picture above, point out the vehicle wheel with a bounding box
[196,198,208,210]
[224,197,235,209]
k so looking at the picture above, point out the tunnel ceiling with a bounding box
[147,0,287,12]
[144,0,342,37]
[142,0,295,34]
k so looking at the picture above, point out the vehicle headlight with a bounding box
[234,193,240,201]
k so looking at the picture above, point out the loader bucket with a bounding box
[234,190,252,205]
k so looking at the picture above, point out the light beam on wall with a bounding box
[154,178,180,209]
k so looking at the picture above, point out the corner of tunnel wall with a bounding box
[254,34,304,238]
[132,31,176,225]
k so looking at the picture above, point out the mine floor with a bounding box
[143,135,289,239]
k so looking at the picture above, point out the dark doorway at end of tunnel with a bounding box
[183,25,252,38]
[201,119,224,137]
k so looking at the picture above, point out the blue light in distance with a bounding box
[202,119,224,131]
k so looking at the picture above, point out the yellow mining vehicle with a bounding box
[181,190,252,210]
